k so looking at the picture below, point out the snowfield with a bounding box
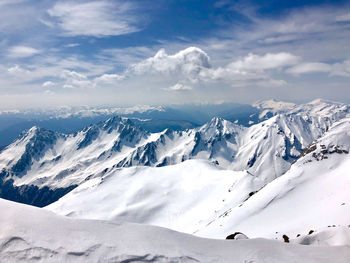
[1,198,350,263]
[47,160,262,234]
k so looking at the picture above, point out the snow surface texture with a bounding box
[2,198,350,263]
[47,160,261,233]
[1,99,348,193]
[47,118,350,242]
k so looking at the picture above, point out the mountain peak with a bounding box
[307,98,341,106]
[252,99,296,111]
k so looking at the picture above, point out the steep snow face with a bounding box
[0,127,61,177]
[117,117,244,168]
[2,199,350,263]
[196,118,350,240]
[0,116,151,188]
[47,160,261,234]
[231,113,332,182]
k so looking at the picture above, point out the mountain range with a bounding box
[0,98,350,261]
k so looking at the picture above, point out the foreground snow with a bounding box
[1,198,350,263]
[47,160,260,234]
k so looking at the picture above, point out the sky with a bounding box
[0,0,350,109]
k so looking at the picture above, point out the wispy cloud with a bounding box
[8,46,40,58]
[47,1,142,37]
[166,83,192,91]
[287,63,332,75]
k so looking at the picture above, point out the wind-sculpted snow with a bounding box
[2,198,350,263]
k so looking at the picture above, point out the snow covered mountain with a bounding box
[0,99,349,206]
[251,98,350,122]
[46,117,350,241]
[2,198,350,263]
[1,99,350,261]
[195,117,350,240]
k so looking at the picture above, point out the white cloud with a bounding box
[8,65,26,74]
[64,43,80,48]
[95,74,124,83]
[42,81,55,87]
[336,13,350,22]
[47,1,141,37]
[8,46,40,58]
[286,60,350,78]
[0,0,27,7]
[60,70,93,89]
[286,62,332,75]
[126,47,295,88]
[166,83,192,91]
[129,47,211,82]
[331,60,350,77]
[229,52,299,71]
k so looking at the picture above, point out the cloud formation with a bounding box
[129,47,211,81]
[229,53,299,71]
[47,1,141,37]
[0,1,349,107]
[125,47,295,88]
[287,63,332,75]
[8,46,40,58]
[166,83,192,91]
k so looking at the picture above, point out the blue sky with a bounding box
[0,0,350,108]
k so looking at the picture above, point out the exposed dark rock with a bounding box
[226,232,248,240]
[300,144,316,157]
[0,178,77,207]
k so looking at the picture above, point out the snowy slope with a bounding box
[253,99,296,119]
[231,113,332,182]
[293,226,350,246]
[47,160,262,234]
[196,118,350,240]
[253,98,350,121]
[2,198,350,263]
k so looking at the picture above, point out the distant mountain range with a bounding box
[2,99,337,147]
